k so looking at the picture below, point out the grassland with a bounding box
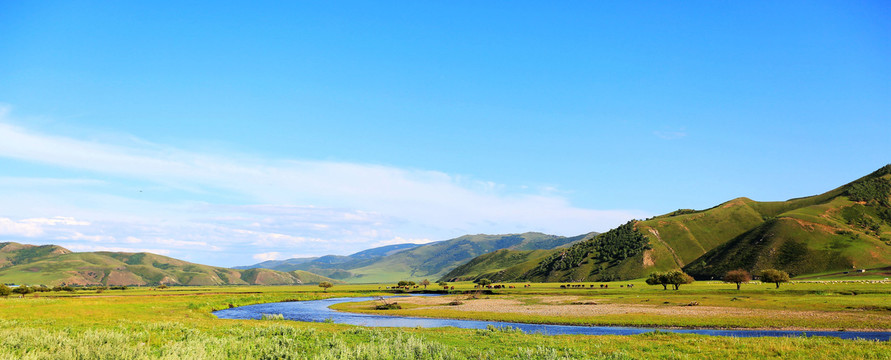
[0,281,889,359]
[335,280,891,331]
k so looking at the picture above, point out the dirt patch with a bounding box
[642,250,655,267]
[788,217,837,234]
[106,271,146,286]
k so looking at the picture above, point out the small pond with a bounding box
[213,295,890,341]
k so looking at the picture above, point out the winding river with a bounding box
[213,295,890,341]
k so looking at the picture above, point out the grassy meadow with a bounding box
[0,281,889,359]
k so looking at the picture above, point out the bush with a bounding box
[260,313,284,320]
[723,269,752,290]
[760,269,790,289]
[374,302,401,310]
[12,286,32,296]
[646,270,694,290]
[0,284,11,297]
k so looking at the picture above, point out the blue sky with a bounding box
[0,1,888,266]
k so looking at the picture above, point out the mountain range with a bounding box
[0,242,340,286]
[237,232,591,283]
[3,165,889,286]
[443,165,891,282]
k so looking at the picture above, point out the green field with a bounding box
[1,281,889,359]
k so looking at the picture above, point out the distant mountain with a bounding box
[344,232,592,283]
[232,257,318,270]
[238,233,590,284]
[0,242,340,286]
[235,243,424,278]
[445,165,891,282]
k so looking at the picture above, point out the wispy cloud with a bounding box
[653,130,687,140]
[252,252,282,261]
[0,108,648,266]
[653,128,687,140]
[370,237,436,248]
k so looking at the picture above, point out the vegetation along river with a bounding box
[213,295,890,341]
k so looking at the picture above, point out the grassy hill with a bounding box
[345,232,591,283]
[684,165,891,278]
[235,243,425,280]
[235,233,588,284]
[0,243,341,286]
[438,248,558,282]
[449,165,891,282]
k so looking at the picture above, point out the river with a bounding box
[213,295,890,341]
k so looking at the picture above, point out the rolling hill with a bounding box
[444,165,891,282]
[343,232,592,283]
[0,242,340,286]
[234,243,425,280]
[239,232,591,284]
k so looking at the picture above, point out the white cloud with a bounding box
[370,236,436,248]
[65,244,171,255]
[653,130,687,140]
[253,252,282,261]
[0,109,650,266]
[58,232,114,242]
[155,238,223,251]
[0,217,45,237]
[0,216,92,237]
[24,217,91,226]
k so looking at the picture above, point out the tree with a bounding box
[0,284,11,297]
[396,280,415,289]
[723,269,751,290]
[646,272,669,290]
[665,270,694,290]
[760,269,790,289]
[318,281,333,292]
[475,278,492,288]
[12,286,32,297]
[437,281,448,287]
[420,279,430,289]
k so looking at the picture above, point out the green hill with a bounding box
[236,232,589,284]
[452,165,891,282]
[439,248,558,282]
[684,165,891,278]
[0,243,340,286]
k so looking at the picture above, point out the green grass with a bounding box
[1,283,890,359]
[332,280,891,331]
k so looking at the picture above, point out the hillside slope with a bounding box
[0,243,340,286]
[345,232,591,283]
[234,243,424,276]
[685,166,891,278]
[455,165,891,282]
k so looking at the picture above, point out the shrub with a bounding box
[761,269,790,289]
[723,269,752,290]
[12,286,32,296]
[646,270,694,290]
[260,313,284,320]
